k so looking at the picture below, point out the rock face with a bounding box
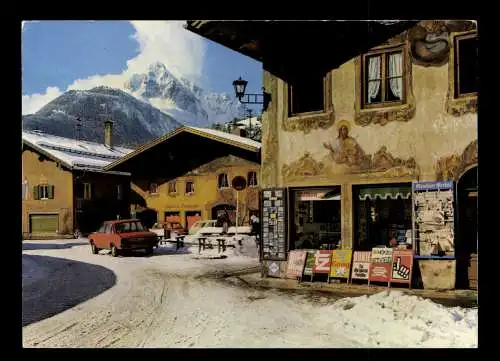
[22,86,182,148]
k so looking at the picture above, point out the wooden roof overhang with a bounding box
[185,20,419,81]
[104,127,261,180]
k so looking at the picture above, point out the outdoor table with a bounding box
[197,237,208,253]
[216,238,227,253]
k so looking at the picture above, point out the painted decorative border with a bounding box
[446,29,478,117]
[354,41,416,127]
[435,139,478,181]
[281,72,335,134]
[261,71,280,187]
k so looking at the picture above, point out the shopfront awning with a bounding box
[359,186,412,201]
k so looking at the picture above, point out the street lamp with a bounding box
[232,77,271,112]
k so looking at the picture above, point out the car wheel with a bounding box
[91,242,99,255]
[110,244,119,257]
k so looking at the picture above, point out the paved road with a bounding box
[22,240,477,348]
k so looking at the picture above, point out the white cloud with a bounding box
[22,87,62,115]
[22,21,207,115]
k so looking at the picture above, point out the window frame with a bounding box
[453,32,478,99]
[185,181,195,195]
[150,182,158,195]
[217,173,229,189]
[247,171,258,187]
[288,73,327,117]
[167,181,177,194]
[117,184,123,201]
[83,183,92,200]
[361,44,407,110]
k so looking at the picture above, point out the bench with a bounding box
[158,235,186,250]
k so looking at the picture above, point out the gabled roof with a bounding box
[105,125,261,171]
[22,130,134,176]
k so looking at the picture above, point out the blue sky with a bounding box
[22,21,263,115]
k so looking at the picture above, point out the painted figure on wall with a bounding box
[323,121,371,169]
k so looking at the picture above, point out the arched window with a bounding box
[247,171,258,187]
[218,173,229,189]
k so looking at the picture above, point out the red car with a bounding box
[88,219,159,257]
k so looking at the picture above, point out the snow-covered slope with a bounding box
[22,86,183,148]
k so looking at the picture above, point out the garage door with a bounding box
[29,214,59,234]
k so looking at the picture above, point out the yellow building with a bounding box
[22,124,133,238]
[187,20,478,290]
[105,126,261,230]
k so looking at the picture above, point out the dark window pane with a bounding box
[289,74,324,114]
[457,37,478,96]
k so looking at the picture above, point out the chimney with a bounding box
[231,127,247,138]
[104,120,113,148]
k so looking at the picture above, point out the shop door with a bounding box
[457,166,478,289]
[29,214,59,235]
[165,212,181,224]
[186,211,202,232]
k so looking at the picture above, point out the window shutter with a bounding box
[48,185,55,199]
[33,186,40,200]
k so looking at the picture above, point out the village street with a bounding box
[22,239,477,348]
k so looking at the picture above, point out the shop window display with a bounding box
[354,184,413,251]
[291,188,341,250]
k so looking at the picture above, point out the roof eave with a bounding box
[22,138,74,171]
[105,126,260,172]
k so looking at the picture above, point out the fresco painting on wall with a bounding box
[435,139,478,181]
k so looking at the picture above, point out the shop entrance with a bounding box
[353,184,413,251]
[211,204,236,225]
[456,166,478,289]
[289,187,341,250]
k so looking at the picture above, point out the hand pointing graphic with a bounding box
[393,257,410,279]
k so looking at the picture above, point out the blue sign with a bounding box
[413,181,454,191]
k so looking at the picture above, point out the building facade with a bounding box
[106,126,261,229]
[22,124,133,238]
[186,20,478,289]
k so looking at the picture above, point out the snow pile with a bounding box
[326,290,477,348]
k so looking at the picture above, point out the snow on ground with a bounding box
[22,239,477,348]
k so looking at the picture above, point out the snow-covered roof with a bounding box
[22,130,134,175]
[105,125,260,171]
[233,117,261,128]
[186,126,261,150]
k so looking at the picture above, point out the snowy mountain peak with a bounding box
[125,62,248,127]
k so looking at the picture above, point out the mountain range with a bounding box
[22,62,249,148]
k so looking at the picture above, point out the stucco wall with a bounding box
[22,148,74,235]
[135,155,260,227]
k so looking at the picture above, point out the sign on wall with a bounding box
[313,250,332,274]
[351,251,371,282]
[369,247,393,283]
[329,250,353,280]
[302,250,316,278]
[390,249,413,284]
[286,250,307,279]
[261,188,287,261]
[267,261,281,278]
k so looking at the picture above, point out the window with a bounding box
[117,184,123,200]
[150,183,158,194]
[104,223,113,234]
[218,173,229,189]
[362,47,405,108]
[185,181,194,194]
[33,185,54,200]
[97,223,106,233]
[248,171,258,187]
[289,72,325,115]
[22,179,29,200]
[454,33,478,97]
[168,182,177,194]
[83,183,92,200]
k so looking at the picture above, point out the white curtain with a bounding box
[388,53,403,100]
[367,56,381,103]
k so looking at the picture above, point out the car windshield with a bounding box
[115,221,145,233]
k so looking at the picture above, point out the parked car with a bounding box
[188,219,252,237]
[88,219,159,257]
